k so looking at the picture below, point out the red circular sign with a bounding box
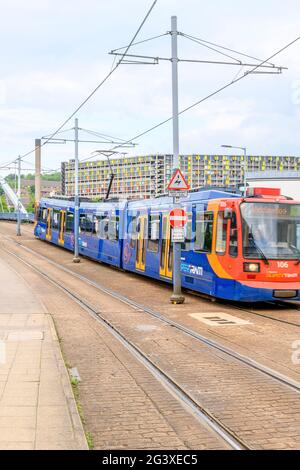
[169,208,187,228]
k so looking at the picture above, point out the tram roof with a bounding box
[128,189,239,209]
[40,197,127,211]
[40,189,239,211]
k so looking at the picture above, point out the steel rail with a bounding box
[4,236,300,395]
[0,244,248,451]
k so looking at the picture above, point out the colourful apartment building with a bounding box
[61,154,300,199]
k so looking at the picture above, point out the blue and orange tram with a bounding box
[34,187,300,302]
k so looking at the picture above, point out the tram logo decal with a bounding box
[181,262,203,277]
[35,226,45,236]
[266,272,298,279]
[78,238,87,248]
[123,242,132,264]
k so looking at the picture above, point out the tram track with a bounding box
[3,235,300,449]
[188,289,300,328]
[219,300,300,329]
[6,225,300,328]
[3,235,300,396]
[0,243,247,451]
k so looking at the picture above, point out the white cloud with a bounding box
[1,0,300,171]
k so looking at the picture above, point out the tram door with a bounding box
[159,215,173,279]
[58,210,66,245]
[46,208,52,241]
[135,215,147,271]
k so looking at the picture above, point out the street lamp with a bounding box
[221,145,247,196]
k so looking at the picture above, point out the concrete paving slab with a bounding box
[0,257,88,450]
[0,258,46,315]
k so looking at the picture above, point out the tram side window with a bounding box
[94,216,99,236]
[79,214,86,234]
[66,212,74,233]
[229,212,238,258]
[182,213,193,251]
[97,215,109,239]
[286,220,300,251]
[216,212,228,255]
[108,215,119,241]
[129,216,137,248]
[92,215,98,235]
[85,214,94,235]
[38,208,47,223]
[195,212,213,252]
[42,208,47,223]
[52,210,60,230]
[59,211,66,234]
[148,214,160,252]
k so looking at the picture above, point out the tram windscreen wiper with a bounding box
[289,244,300,265]
[248,232,269,265]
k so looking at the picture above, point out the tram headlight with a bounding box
[244,262,260,273]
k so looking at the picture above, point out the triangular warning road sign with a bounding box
[167,169,190,191]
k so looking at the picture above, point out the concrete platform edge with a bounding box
[47,316,89,450]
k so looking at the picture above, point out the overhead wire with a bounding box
[5,0,158,166]
[181,32,276,67]
[83,32,300,159]
[181,34,243,63]
[111,32,169,53]
[3,7,300,173]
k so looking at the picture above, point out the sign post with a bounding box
[170,208,187,244]
[167,168,190,304]
[168,16,190,305]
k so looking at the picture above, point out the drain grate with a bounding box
[189,312,251,326]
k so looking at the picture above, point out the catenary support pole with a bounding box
[73,118,80,263]
[170,15,185,304]
[35,139,41,205]
[244,147,247,196]
[16,155,21,236]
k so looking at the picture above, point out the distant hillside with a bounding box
[0,172,61,213]
[5,171,61,184]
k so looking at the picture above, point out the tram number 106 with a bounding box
[277,261,289,269]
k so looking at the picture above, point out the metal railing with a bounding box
[0,212,34,222]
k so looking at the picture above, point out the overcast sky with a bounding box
[1,0,300,174]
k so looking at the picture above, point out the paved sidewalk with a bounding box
[0,257,88,450]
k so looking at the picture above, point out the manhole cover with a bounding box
[189,312,250,326]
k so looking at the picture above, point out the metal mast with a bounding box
[17,156,21,236]
[170,16,185,304]
[73,118,80,263]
